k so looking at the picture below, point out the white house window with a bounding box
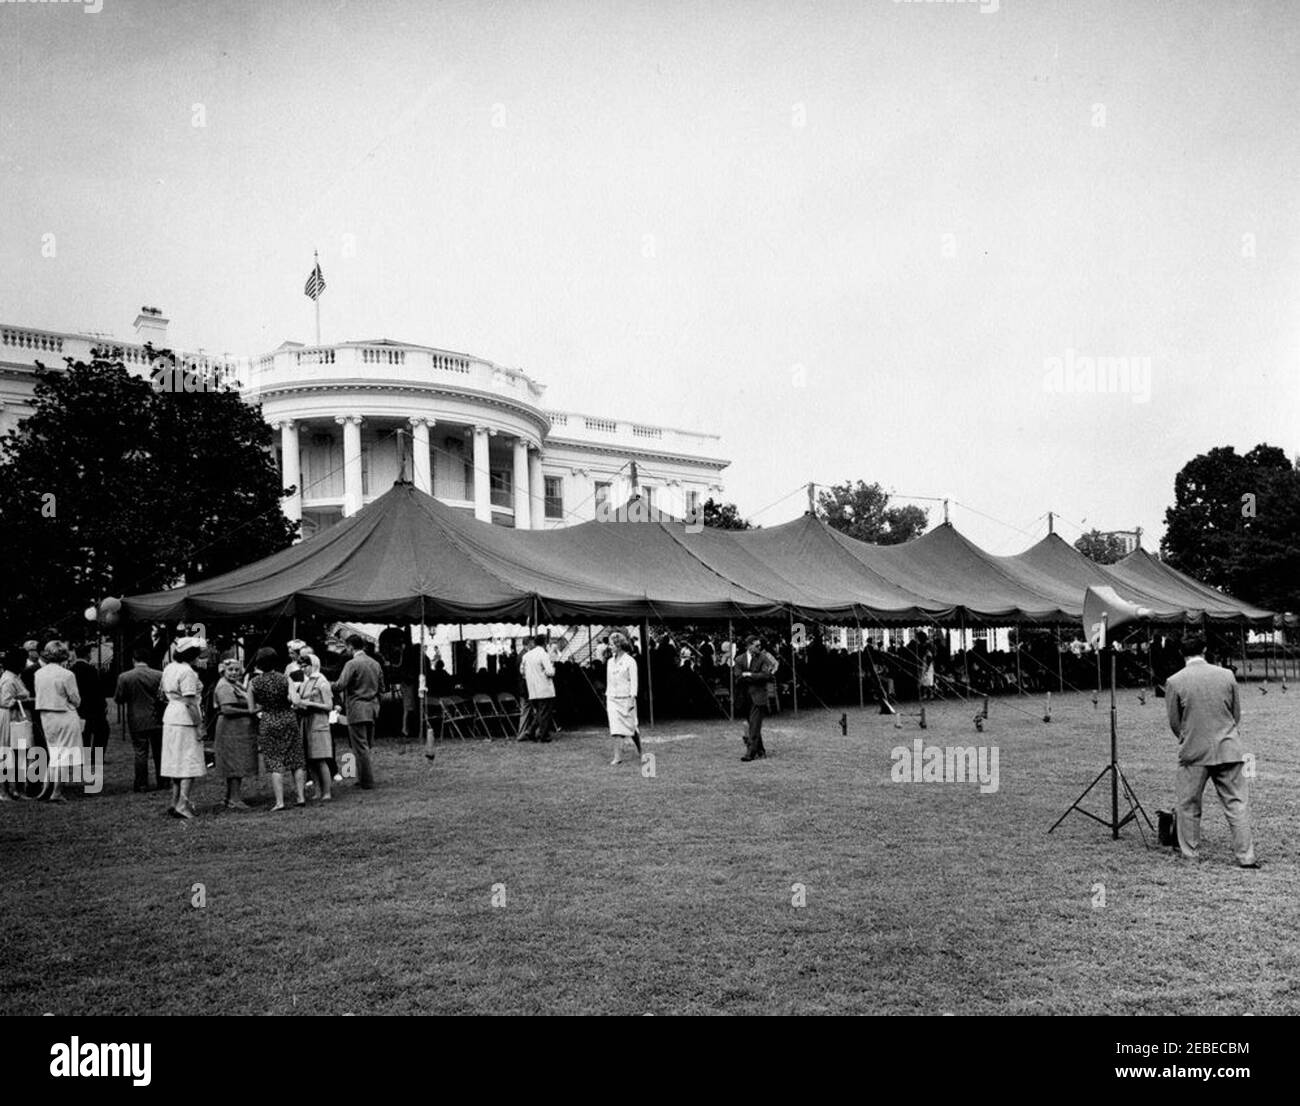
[544,476,564,520]
[594,481,611,518]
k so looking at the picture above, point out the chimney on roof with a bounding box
[133,306,169,345]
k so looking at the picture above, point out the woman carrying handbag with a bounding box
[1,648,35,800]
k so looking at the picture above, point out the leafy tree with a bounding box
[1073,529,1126,564]
[815,480,928,544]
[1160,444,1300,615]
[702,498,753,531]
[0,346,298,640]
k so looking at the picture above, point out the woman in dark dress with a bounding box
[249,647,305,811]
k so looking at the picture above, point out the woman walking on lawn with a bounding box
[251,647,305,811]
[213,658,259,809]
[290,651,334,802]
[34,641,82,803]
[160,637,207,818]
[606,632,642,766]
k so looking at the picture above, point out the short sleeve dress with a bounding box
[0,669,29,749]
[160,661,207,779]
[213,676,259,779]
[251,671,302,773]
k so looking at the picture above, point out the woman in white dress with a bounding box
[605,632,642,766]
[161,637,207,819]
[33,641,81,802]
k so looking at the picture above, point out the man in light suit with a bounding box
[737,634,778,762]
[1165,634,1259,868]
[518,635,557,743]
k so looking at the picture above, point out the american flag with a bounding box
[304,261,326,301]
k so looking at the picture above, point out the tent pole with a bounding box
[1145,623,1154,689]
[727,618,734,722]
[854,613,864,709]
[642,616,654,727]
[789,609,798,717]
[960,614,970,692]
[419,599,429,755]
[1240,623,1248,683]
[1056,624,1063,694]
[588,625,594,668]
[1014,626,1023,695]
[292,616,298,640]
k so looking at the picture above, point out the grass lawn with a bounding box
[2,687,1297,1015]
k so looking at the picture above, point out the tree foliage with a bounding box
[1160,443,1300,615]
[815,480,928,545]
[702,498,753,531]
[0,347,298,640]
[1073,529,1127,564]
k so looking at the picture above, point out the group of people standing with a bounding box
[1,631,385,817]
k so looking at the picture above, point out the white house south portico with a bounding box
[0,314,730,539]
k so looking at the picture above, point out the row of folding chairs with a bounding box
[428,693,523,741]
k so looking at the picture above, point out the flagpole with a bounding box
[313,249,322,346]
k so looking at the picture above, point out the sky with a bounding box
[2,0,1297,553]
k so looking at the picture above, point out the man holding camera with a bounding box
[1165,634,1259,868]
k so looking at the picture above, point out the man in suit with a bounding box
[737,634,778,762]
[114,647,164,791]
[71,644,110,761]
[332,634,383,789]
[518,635,557,743]
[1165,633,1259,868]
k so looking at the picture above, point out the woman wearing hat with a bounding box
[290,651,334,801]
[250,646,305,810]
[161,638,207,818]
[34,641,82,802]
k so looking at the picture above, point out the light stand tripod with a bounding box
[1049,620,1154,842]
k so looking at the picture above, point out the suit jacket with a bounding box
[332,651,384,724]
[522,646,556,700]
[737,648,778,707]
[1165,656,1243,767]
[115,664,164,734]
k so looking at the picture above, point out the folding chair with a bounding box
[471,693,508,738]
[496,692,523,735]
[437,696,475,741]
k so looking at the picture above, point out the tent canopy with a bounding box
[123,481,1275,627]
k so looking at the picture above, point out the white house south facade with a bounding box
[0,310,729,539]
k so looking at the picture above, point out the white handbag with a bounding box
[9,701,33,751]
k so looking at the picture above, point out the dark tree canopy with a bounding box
[1160,443,1300,616]
[0,346,299,641]
[703,498,753,531]
[815,480,928,545]
[702,499,754,535]
[1073,529,1126,565]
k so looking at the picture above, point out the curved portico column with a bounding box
[529,447,545,528]
[335,415,363,517]
[274,420,302,523]
[472,425,492,522]
[512,437,531,530]
[409,417,434,494]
